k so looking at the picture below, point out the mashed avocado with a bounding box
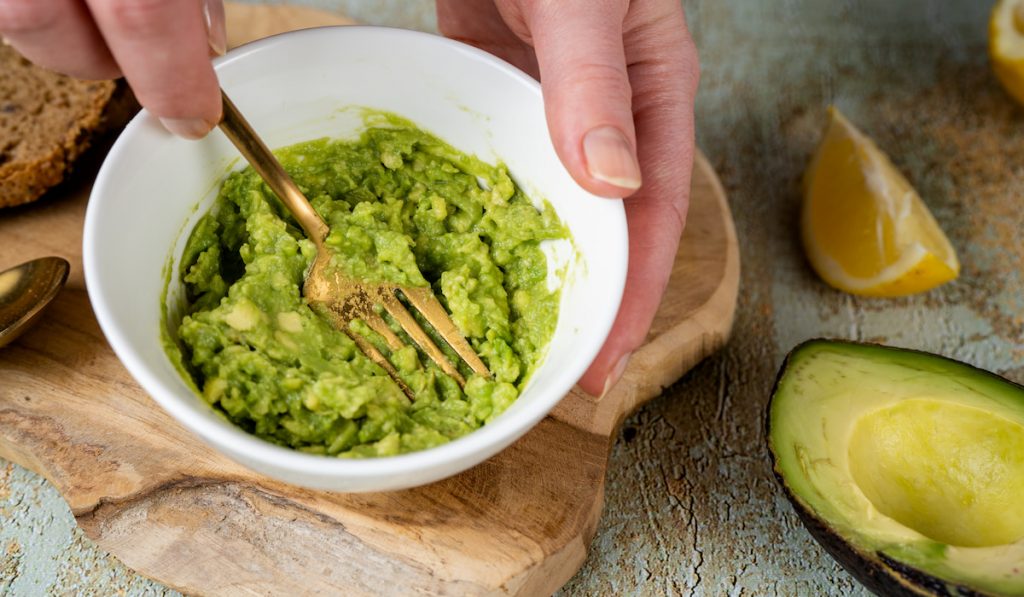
[171,117,566,458]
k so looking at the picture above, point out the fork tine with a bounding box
[378,289,468,386]
[359,310,404,352]
[311,301,414,400]
[343,329,414,400]
[400,286,491,378]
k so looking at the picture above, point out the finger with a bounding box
[0,0,120,79]
[86,0,221,138]
[205,0,226,57]
[577,3,700,397]
[524,0,640,197]
[436,0,538,78]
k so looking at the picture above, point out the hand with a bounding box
[0,0,226,138]
[438,0,700,396]
[1,0,699,397]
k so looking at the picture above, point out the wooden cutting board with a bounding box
[0,5,739,596]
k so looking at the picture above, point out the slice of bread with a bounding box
[0,44,118,208]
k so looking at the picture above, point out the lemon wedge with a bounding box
[991,0,1024,105]
[801,107,959,297]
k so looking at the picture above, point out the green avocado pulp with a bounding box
[769,340,1024,596]
[171,118,567,458]
[848,399,1024,548]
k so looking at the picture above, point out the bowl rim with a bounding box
[84,25,628,483]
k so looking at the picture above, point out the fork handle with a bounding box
[218,90,330,246]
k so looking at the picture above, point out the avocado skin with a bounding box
[776,478,985,597]
[777,480,923,597]
[877,553,986,597]
[767,339,1003,597]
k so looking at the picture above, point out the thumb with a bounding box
[524,0,640,197]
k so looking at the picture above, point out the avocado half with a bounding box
[768,340,1024,596]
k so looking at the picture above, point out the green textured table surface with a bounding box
[1,1,1016,595]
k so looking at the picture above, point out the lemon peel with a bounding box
[801,107,959,297]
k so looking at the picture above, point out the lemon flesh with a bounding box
[802,107,959,297]
[991,0,1024,106]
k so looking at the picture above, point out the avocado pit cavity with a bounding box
[848,398,1024,548]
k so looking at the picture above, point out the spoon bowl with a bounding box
[0,257,70,349]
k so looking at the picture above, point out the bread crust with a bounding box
[0,45,123,208]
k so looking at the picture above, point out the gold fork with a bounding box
[217,91,490,397]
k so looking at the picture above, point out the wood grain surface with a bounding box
[7,1,998,594]
[224,2,355,48]
[558,2,1015,595]
[0,150,736,596]
[0,5,739,595]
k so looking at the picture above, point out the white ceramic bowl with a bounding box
[84,26,627,492]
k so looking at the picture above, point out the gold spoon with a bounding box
[0,257,70,349]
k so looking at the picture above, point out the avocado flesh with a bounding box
[849,399,1024,548]
[769,340,1024,596]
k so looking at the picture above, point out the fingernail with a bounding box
[599,352,632,399]
[583,126,642,191]
[159,117,215,140]
[204,0,227,56]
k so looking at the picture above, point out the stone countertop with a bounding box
[1,1,1015,595]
